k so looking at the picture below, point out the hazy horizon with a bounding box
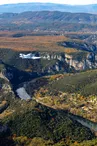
[0,0,97,5]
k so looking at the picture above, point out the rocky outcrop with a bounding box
[38,52,97,71]
[18,51,97,72]
[64,53,97,70]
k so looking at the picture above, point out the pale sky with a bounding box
[0,0,97,5]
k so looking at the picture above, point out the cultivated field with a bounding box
[0,31,80,53]
[0,32,66,52]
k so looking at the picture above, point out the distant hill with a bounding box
[0,11,97,32]
[1,11,97,23]
[0,2,97,13]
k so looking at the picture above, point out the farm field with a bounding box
[0,32,68,52]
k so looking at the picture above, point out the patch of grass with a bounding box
[47,70,97,96]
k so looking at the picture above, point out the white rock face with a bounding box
[16,87,31,100]
[19,52,97,71]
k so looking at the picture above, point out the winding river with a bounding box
[69,114,97,132]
